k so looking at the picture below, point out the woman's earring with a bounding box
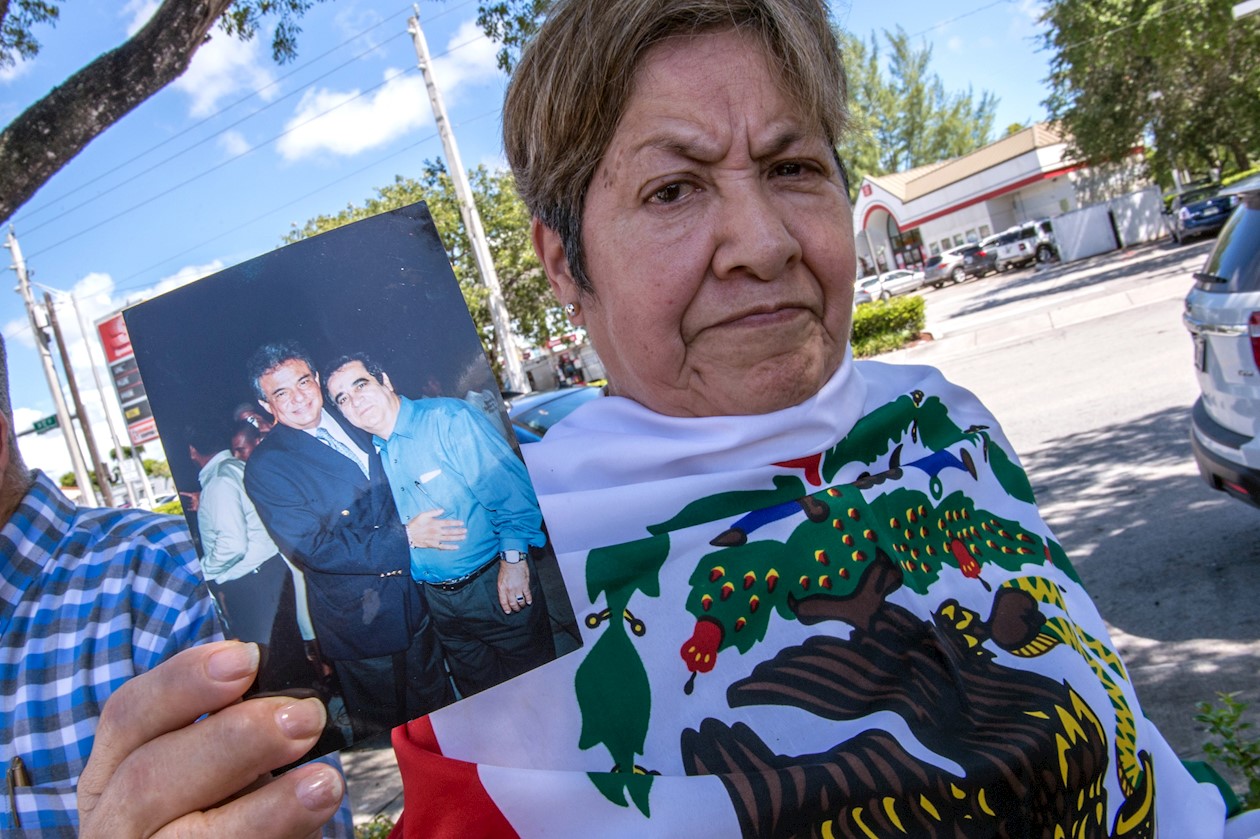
[564,302,580,318]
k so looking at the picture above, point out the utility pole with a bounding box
[44,292,112,506]
[5,228,96,499]
[63,291,137,507]
[408,6,529,394]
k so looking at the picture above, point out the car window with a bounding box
[1181,187,1218,205]
[1202,196,1260,293]
[925,256,942,267]
[1018,226,1037,240]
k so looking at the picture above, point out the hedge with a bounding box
[851,295,926,358]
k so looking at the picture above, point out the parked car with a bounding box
[854,269,925,304]
[1168,184,1239,244]
[957,243,999,278]
[506,385,604,443]
[1182,189,1260,508]
[922,248,969,288]
[991,219,1058,270]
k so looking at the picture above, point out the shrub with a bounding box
[851,296,926,358]
[1197,692,1260,811]
[152,499,184,516]
[355,815,395,839]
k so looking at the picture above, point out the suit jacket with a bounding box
[244,407,425,660]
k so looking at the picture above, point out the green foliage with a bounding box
[836,27,998,198]
[152,498,185,516]
[0,0,59,68]
[354,814,395,839]
[144,459,170,479]
[217,1,331,64]
[285,161,563,368]
[1197,692,1260,810]
[58,471,75,488]
[1223,167,1260,189]
[1041,0,1260,181]
[851,295,926,358]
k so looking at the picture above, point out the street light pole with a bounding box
[408,6,529,394]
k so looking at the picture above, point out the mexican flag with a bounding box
[392,357,1227,838]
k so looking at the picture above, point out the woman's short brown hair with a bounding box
[503,0,848,292]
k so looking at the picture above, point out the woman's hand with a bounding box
[78,640,344,838]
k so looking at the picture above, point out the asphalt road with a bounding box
[888,239,1260,770]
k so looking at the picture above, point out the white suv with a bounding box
[992,219,1058,271]
[1183,187,1260,508]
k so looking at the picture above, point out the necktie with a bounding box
[316,427,369,478]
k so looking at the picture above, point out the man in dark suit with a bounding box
[243,341,453,740]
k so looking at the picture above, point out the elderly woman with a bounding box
[78,0,1239,836]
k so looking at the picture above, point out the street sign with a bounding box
[32,415,59,434]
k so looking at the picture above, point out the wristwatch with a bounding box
[501,550,523,564]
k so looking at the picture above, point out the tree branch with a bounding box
[0,0,233,225]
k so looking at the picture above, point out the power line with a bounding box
[908,0,1017,39]
[15,0,479,226]
[20,32,411,237]
[107,111,497,296]
[23,30,496,263]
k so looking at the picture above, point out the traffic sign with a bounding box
[32,415,59,434]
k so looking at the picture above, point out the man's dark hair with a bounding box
[246,341,317,401]
[185,422,231,458]
[322,352,386,393]
[230,419,261,445]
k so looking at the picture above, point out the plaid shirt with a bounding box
[0,470,220,834]
[0,472,355,836]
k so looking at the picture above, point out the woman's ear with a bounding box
[531,218,582,324]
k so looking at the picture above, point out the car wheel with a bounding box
[931,281,944,289]
[951,266,966,284]
[879,290,891,301]
[996,261,1008,273]
[1035,245,1055,264]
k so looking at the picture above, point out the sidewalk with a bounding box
[342,733,404,830]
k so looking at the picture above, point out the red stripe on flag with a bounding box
[391,717,520,839]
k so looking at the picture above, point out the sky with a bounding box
[1,0,1050,484]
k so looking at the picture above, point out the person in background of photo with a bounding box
[324,353,555,696]
[230,418,263,463]
[186,423,311,696]
[242,341,453,739]
[234,401,275,437]
[229,418,329,686]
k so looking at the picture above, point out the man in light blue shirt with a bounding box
[324,353,554,696]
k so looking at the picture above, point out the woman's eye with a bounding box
[772,161,805,178]
[650,182,691,204]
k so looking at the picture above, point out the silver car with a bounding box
[1182,189,1260,508]
[854,269,925,304]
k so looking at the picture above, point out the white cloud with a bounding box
[0,56,33,84]
[121,0,162,36]
[334,6,388,56]
[173,31,278,118]
[276,19,503,162]
[277,70,429,161]
[219,129,252,157]
[946,35,964,52]
[429,20,501,94]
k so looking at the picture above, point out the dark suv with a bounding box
[1182,183,1260,507]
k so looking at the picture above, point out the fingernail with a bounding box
[295,765,343,811]
[276,697,326,739]
[206,642,259,682]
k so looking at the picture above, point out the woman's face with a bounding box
[535,29,856,418]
